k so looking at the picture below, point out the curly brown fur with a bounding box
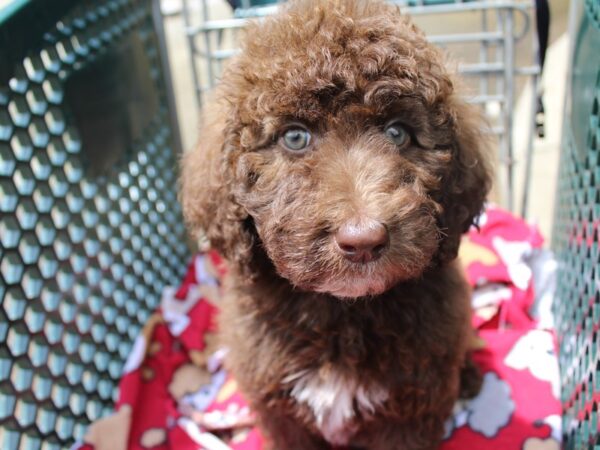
[180,1,491,448]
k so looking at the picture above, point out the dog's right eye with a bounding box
[384,121,410,148]
[280,127,312,152]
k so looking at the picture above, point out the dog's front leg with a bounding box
[361,417,445,450]
[256,407,331,450]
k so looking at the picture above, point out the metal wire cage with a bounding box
[0,0,190,448]
[180,0,543,214]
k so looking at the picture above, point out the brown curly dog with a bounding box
[180,0,491,448]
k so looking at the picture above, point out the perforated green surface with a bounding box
[553,1,600,449]
[0,1,189,448]
[585,0,600,27]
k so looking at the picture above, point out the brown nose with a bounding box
[334,220,389,263]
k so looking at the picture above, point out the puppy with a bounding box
[180,0,491,448]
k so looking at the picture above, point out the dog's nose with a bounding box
[335,220,389,263]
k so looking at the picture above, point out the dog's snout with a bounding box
[335,220,389,263]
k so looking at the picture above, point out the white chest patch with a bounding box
[284,368,388,445]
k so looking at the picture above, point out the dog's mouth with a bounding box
[257,212,439,299]
[314,276,391,299]
[311,257,412,299]
[292,243,405,298]
[261,227,438,299]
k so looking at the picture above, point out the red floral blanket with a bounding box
[74,206,561,450]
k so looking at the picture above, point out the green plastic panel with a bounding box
[0,0,30,25]
[0,0,189,448]
[553,1,600,449]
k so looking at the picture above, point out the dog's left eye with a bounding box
[281,127,311,152]
[384,122,410,147]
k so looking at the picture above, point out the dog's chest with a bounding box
[284,367,388,445]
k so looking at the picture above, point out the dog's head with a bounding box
[180,0,491,299]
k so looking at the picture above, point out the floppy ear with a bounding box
[179,105,257,277]
[436,100,492,264]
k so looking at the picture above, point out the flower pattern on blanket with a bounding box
[522,437,561,450]
[446,372,515,439]
[504,330,560,398]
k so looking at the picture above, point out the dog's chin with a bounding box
[320,283,389,299]
[313,273,396,299]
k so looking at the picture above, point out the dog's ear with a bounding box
[437,100,492,264]
[179,107,257,277]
